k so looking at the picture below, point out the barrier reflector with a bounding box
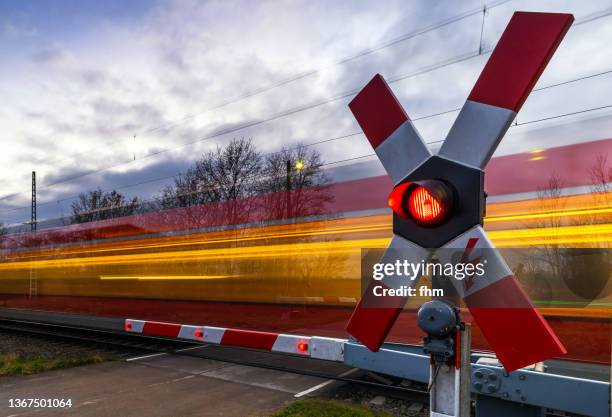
[125,319,144,333]
[178,325,204,341]
[272,334,311,356]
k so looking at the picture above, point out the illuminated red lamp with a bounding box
[297,341,309,353]
[125,321,132,331]
[408,185,445,224]
[387,180,453,226]
[387,182,412,218]
[194,329,204,339]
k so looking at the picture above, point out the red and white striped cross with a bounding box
[345,11,573,372]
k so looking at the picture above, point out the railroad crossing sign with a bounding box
[346,11,574,372]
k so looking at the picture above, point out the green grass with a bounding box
[0,353,107,376]
[271,400,394,417]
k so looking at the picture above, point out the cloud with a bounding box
[1,0,612,226]
[1,21,37,39]
[31,42,73,65]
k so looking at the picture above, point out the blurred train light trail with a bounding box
[484,206,612,222]
[99,275,240,280]
[0,220,609,274]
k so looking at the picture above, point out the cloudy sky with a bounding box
[1,0,612,225]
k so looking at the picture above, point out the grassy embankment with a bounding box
[271,399,393,417]
[0,353,107,376]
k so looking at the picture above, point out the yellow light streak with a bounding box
[486,192,612,217]
[0,222,610,273]
[6,221,392,261]
[6,203,612,263]
[484,207,612,222]
[100,275,238,280]
[487,223,612,239]
[0,238,391,271]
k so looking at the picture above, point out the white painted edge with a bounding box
[272,334,311,356]
[376,119,432,184]
[310,336,345,362]
[178,325,204,341]
[125,319,145,333]
[203,326,226,344]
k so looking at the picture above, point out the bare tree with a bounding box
[71,188,139,224]
[257,145,332,220]
[589,154,612,194]
[157,137,262,225]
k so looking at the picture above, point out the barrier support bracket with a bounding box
[344,342,610,417]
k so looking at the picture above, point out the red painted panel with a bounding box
[345,281,407,351]
[142,321,182,338]
[469,12,573,111]
[466,275,566,371]
[220,328,279,350]
[348,74,408,148]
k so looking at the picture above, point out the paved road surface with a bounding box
[0,347,337,417]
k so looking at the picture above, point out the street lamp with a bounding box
[286,159,305,219]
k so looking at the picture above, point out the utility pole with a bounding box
[30,170,37,297]
[286,159,291,219]
[31,171,36,232]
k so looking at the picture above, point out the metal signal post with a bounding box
[418,301,471,417]
[344,10,575,416]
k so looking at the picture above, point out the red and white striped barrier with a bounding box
[124,319,345,361]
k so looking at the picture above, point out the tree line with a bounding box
[70,138,332,224]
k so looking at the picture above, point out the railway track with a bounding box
[0,318,595,416]
[0,318,429,403]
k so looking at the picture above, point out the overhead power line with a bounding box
[22,62,612,200]
[3,100,612,218]
[33,0,513,171]
[138,0,513,135]
[1,5,612,207]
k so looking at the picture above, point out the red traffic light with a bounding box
[387,180,453,226]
